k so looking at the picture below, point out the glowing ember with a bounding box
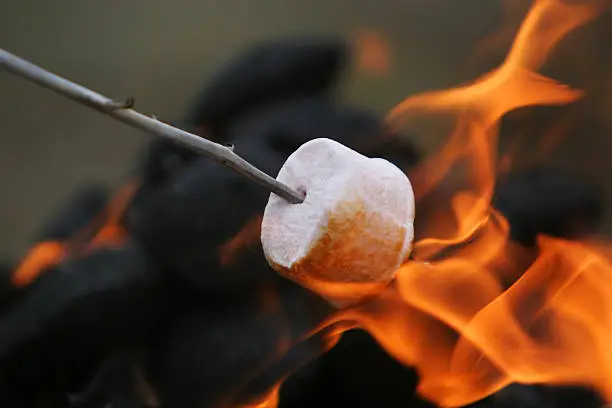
[11,241,65,287]
[11,180,138,286]
[88,180,139,248]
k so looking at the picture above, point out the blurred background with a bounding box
[0,0,513,260]
[3,0,612,263]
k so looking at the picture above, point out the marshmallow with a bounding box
[261,138,415,308]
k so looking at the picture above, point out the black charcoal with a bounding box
[229,98,420,174]
[185,37,348,135]
[146,278,333,408]
[493,166,604,246]
[130,123,201,190]
[0,262,20,311]
[0,242,173,395]
[283,329,430,408]
[126,129,201,227]
[125,148,281,289]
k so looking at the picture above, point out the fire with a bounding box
[11,180,138,286]
[323,0,612,407]
[88,180,139,248]
[231,1,612,407]
[11,241,66,287]
[237,384,281,408]
[219,215,264,268]
[7,1,612,406]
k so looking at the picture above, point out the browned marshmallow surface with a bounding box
[261,138,415,308]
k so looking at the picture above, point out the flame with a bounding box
[9,1,612,406]
[235,384,281,408]
[321,0,612,406]
[344,235,612,407]
[222,2,612,406]
[388,0,594,202]
[11,180,139,287]
[11,241,66,287]
[87,180,138,248]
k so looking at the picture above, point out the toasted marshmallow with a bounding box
[261,138,415,308]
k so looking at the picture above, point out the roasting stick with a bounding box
[0,48,305,204]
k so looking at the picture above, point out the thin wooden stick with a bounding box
[0,48,305,204]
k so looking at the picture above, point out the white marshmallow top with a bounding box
[261,138,415,307]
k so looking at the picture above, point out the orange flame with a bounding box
[316,0,612,406]
[341,234,612,407]
[87,180,138,248]
[11,241,66,287]
[235,384,281,408]
[227,2,612,407]
[10,2,612,406]
[11,180,139,287]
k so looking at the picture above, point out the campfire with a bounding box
[2,0,612,407]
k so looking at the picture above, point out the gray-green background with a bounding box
[2,0,609,260]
